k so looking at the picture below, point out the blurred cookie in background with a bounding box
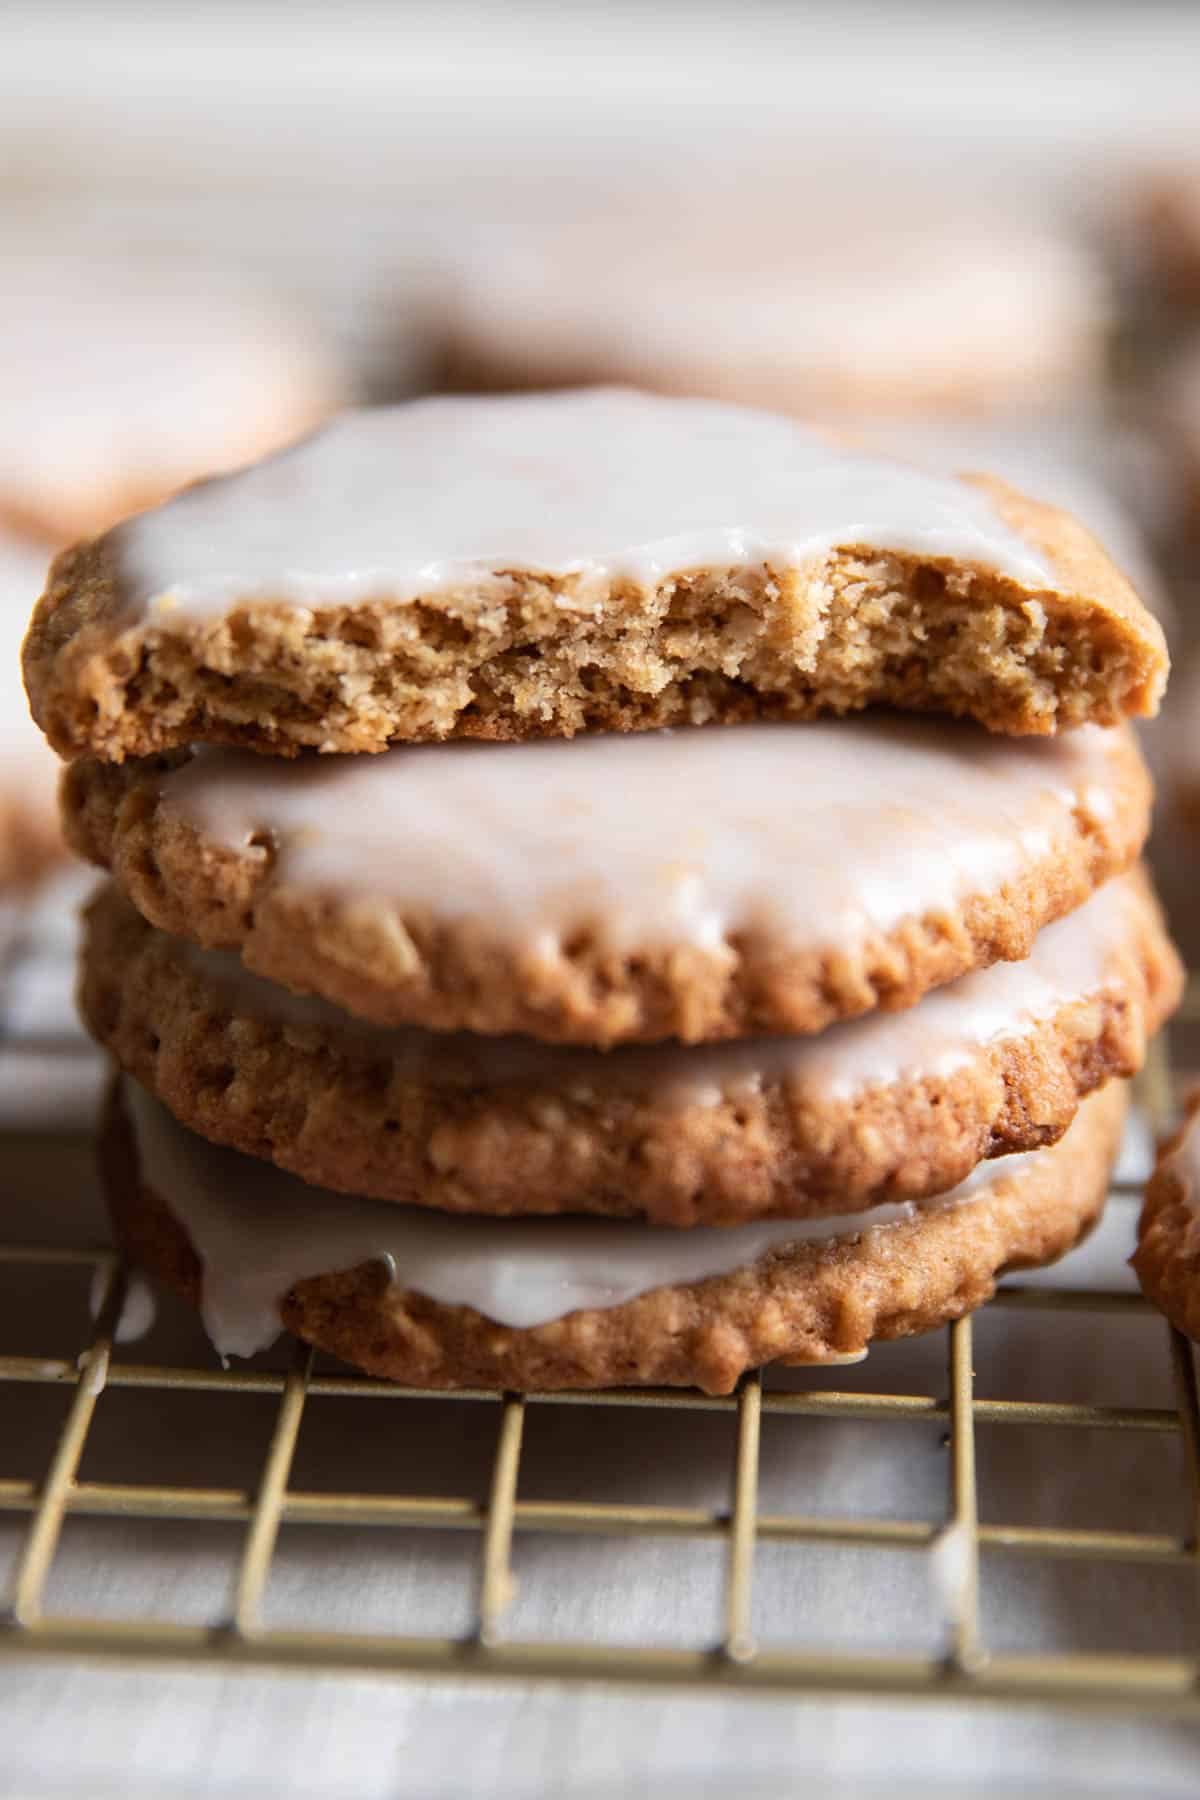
[0,249,348,544]
[0,529,60,891]
[0,249,346,889]
[1126,163,1200,311]
[436,181,1110,422]
[1149,336,1200,539]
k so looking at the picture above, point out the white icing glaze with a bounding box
[88,1265,157,1346]
[0,250,342,537]
[0,531,59,800]
[125,1079,1033,1356]
[181,874,1139,1108]
[162,715,1125,971]
[112,389,1054,621]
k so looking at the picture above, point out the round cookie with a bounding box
[0,531,63,888]
[437,201,1108,420]
[23,392,1167,762]
[80,873,1180,1227]
[103,1078,1128,1393]
[62,714,1153,1047]
[1133,1099,1200,1340]
[0,249,345,546]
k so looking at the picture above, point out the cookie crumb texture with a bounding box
[81,878,1179,1225]
[102,1080,1126,1393]
[27,526,1165,761]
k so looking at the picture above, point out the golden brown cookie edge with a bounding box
[101,1078,1127,1394]
[79,874,1179,1225]
[58,725,1155,1046]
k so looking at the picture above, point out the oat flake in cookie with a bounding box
[25,391,1166,761]
[437,195,1110,420]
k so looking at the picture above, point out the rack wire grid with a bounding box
[1,878,1199,1718]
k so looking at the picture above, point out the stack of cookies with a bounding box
[23,389,1181,1392]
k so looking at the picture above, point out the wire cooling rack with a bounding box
[1,878,1199,1718]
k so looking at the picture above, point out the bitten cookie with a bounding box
[0,249,345,545]
[62,714,1152,1046]
[80,872,1179,1226]
[24,392,1166,762]
[1133,1098,1200,1339]
[103,1078,1127,1393]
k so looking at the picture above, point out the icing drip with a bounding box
[125,1080,1034,1357]
[112,389,1054,620]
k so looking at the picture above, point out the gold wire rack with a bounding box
[1,946,1199,1716]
